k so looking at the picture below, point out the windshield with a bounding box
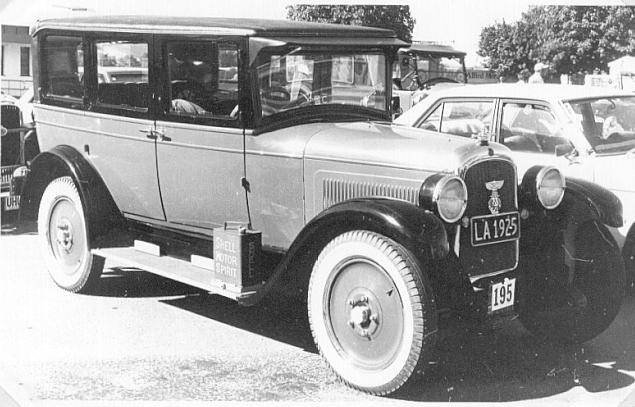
[256,51,387,118]
[565,96,635,154]
[396,53,466,91]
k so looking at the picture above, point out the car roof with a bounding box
[32,15,399,39]
[423,83,634,102]
[400,42,466,57]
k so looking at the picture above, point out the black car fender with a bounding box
[243,198,450,305]
[19,145,121,240]
[558,177,623,228]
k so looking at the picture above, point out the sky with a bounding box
[1,0,632,66]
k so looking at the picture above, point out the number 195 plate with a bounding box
[490,277,516,313]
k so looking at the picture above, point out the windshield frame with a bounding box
[251,44,394,128]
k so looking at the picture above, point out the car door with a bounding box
[153,37,247,230]
[495,100,589,180]
[83,34,165,221]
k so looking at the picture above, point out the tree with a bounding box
[478,6,635,77]
[285,5,415,42]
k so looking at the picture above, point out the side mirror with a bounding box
[555,143,575,157]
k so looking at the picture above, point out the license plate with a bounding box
[471,211,520,246]
[3,195,20,211]
[489,277,516,313]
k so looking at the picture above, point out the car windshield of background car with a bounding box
[566,96,635,154]
[256,51,386,117]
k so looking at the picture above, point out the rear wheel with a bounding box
[519,221,625,343]
[38,176,104,292]
[308,230,437,395]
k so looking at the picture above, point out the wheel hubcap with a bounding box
[326,259,405,370]
[56,218,74,253]
[47,197,85,275]
[348,294,380,338]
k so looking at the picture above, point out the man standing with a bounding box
[528,62,548,84]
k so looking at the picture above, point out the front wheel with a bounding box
[519,221,625,343]
[308,230,437,395]
[38,176,104,292]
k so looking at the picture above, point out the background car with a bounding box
[395,83,635,289]
[1,87,39,226]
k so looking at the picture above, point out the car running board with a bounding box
[91,246,264,305]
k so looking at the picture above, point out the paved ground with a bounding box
[1,227,635,406]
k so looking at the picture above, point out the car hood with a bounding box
[303,122,513,173]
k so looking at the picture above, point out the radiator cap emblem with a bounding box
[485,180,504,214]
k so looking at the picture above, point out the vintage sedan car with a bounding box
[395,83,635,290]
[17,17,624,395]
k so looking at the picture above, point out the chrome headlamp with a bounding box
[521,166,566,210]
[420,174,468,223]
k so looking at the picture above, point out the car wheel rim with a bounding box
[47,197,86,275]
[324,258,405,370]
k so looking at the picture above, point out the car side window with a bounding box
[95,41,149,112]
[419,101,493,137]
[167,41,239,120]
[41,35,85,105]
[501,103,571,154]
[439,101,493,138]
[417,104,442,131]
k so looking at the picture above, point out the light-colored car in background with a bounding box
[395,83,635,287]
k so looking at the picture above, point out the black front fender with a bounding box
[559,177,623,228]
[297,199,450,262]
[243,198,449,306]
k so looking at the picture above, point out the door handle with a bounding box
[139,128,157,140]
[154,128,171,142]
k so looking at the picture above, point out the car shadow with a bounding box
[162,286,635,402]
[86,266,207,298]
[394,312,635,402]
[55,260,635,402]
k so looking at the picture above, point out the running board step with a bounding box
[91,246,263,304]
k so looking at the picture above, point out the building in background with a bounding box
[1,24,32,97]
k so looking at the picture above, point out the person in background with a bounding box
[517,68,530,84]
[528,62,548,84]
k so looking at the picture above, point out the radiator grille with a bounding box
[459,158,519,277]
[323,178,418,209]
[1,165,19,192]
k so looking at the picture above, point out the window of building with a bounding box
[42,35,84,101]
[20,47,30,76]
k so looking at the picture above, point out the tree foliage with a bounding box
[285,5,415,42]
[478,6,635,77]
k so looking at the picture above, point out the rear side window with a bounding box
[41,35,84,102]
[95,41,149,111]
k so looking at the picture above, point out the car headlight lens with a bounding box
[536,166,565,209]
[429,175,468,223]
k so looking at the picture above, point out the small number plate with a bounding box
[489,277,516,313]
[2,195,20,211]
[471,211,520,246]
